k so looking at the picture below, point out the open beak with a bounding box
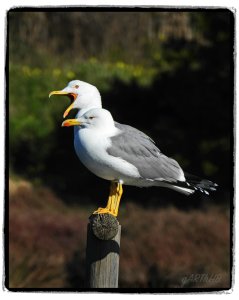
[61,119,81,127]
[49,90,77,118]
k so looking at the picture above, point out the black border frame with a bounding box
[5,6,235,293]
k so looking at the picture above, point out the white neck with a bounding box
[74,90,102,118]
[76,106,101,118]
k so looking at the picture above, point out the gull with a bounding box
[49,80,153,140]
[61,108,217,217]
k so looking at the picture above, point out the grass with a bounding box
[8,177,231,289]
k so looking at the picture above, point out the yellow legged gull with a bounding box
[61,108,217,217]
[49,80,153,140]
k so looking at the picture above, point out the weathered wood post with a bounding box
[85,214,121,288]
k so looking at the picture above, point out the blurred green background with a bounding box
[8,9,233,289]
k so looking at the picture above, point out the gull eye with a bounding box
[74,84,79,89]
[89,116,95,120]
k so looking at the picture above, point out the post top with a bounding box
[90,214,119,240]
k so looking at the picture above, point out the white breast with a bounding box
[73,127,140,182]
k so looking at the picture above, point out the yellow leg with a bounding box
[111,182,123,216]
[93,182,123,217]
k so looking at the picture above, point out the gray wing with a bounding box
[108,123,184,182]
[114,121,155,144]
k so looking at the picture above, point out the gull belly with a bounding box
[73,127,141,184]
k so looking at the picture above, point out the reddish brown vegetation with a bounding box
[121,203,230,288]
[8,179,230,289]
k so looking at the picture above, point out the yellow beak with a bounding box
[49,91,70,98]
[63,102,74,118]
[61,119,81,127]
[49,90,77,118]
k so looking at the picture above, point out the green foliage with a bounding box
[9,60,158,174]
[10,65,58,173]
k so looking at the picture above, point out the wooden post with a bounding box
[85,214,121,288]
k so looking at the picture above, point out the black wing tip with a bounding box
[186,179,218,195]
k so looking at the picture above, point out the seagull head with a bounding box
[61,108,114,130]
[49,80,102,118]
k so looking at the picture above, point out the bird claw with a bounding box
[93,207,117,217]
